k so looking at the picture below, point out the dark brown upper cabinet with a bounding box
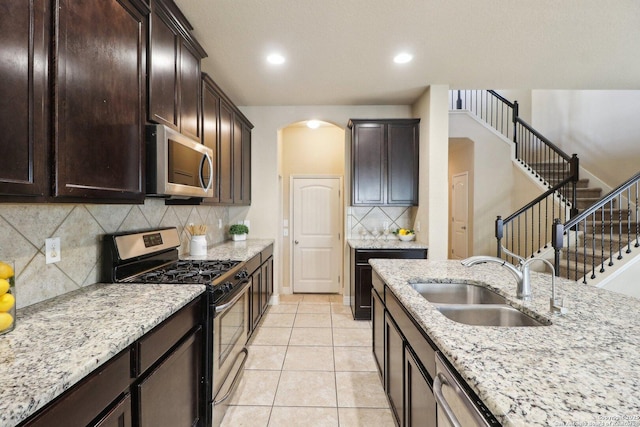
[0,0,49,198]
[201,73,253,206]
[1,0,149,202]
[349,119,420,206]
[148,0,206,143]
[54,0,148,201]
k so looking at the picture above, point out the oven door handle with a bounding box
[215,279,251,314]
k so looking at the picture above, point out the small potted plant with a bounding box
[229,224,249,241]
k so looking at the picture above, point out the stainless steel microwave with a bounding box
[146,124,214,198]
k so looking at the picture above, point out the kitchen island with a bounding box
[370,259,640,426]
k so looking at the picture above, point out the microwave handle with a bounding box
[199,152,214,192]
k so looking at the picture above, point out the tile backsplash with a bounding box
[346,206,416,239]
[0,199,232,309]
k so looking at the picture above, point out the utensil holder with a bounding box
[190,235,207,256]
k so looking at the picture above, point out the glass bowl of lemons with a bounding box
[394,228,415,241]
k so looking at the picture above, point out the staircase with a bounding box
[451,90,640,285]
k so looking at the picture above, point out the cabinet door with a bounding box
[372,288,385,380]
[95,394,133,427]
[240,121,252,205]
[148,6,178,129]
[232,117,243,203]
[138,327,203,427]
[353,264,373,320]
[385,312,404,427]
[179,41,201,141]
[251,271,262,331]
[218,99,234,204]
[0,0,49,197]
[260,257,272,314]
[387,122,419,205]
[405,347,436,427]
[202,76,220,203]
[352,123,385,205]
[54,0,145,200]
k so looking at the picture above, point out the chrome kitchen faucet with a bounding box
[461,250,568,315]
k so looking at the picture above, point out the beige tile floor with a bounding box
[222,294,395,427]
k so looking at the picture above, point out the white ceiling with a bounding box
[175,0,640,106]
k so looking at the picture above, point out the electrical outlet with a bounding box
[46,237,61,264]
[243,220,250,229]
[218,219,222,229]
[283,228,289,237]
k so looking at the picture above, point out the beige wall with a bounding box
[449,112,543,255]
[532,90,640,188]
[448,138,474,258]
[239,105,413,297]
[412,85,450,260]
[280,124,345,292]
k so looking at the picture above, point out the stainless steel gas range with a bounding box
[102,227,250,427]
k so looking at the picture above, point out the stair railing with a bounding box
[552,172,640,284]
[450,89,579,259]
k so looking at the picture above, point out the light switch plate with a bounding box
[45,237,61,264]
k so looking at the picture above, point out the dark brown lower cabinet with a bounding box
[19,297,204,427]
[251,271,261,330]
[137,327,203,427]
[95,394,132,427]
[351,248,427,320]
[372,288,385,378]
[248,246,275,337]
[405,347,436,427]
[385,312,405,426]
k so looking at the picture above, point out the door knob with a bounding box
[461,226,466,230]
[294,240,299,244]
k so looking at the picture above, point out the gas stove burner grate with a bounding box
[134,259,241,285]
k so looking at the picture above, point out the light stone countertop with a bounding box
[369,259,640,427]
[347,238,428,250]
[186,238,275,262]
[0,283,205,427]
[0,239,274,427]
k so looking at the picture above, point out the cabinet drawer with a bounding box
[355,249,427,263]
[261,244,274,260]
[135,298,201,376]
[385,289,436,380]
[244,253,261,275]
[23,349,130,427]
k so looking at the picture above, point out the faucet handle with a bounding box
[500,245,525,266]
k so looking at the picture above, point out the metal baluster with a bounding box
[599,206,605,273]
[609,202,614,266]
[626,188,632,254]
[544,195,549,248]
[618,194,623,260]
[636,182,639,248]
[590,213,596,280]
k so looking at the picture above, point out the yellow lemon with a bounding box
[0,279,9,295]
[0,312,13,332]
[0,293,15,312]
[0,262,14,280]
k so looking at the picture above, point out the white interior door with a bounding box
[292,177,342,293]
[451,172,469,259]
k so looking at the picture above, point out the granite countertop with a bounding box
[369,259,640,427]
[186,238,275,262]
[0,283,205,427]
[347,238,428,250]
[0,238,274,426]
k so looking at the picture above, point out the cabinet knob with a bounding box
[294,240,299,244]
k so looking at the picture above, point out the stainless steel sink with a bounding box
[410,282,507,305]
[435,304,548,327]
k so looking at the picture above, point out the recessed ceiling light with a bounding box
[267,53,286,65]
[393,52,413,64]
[307,120,321,129]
